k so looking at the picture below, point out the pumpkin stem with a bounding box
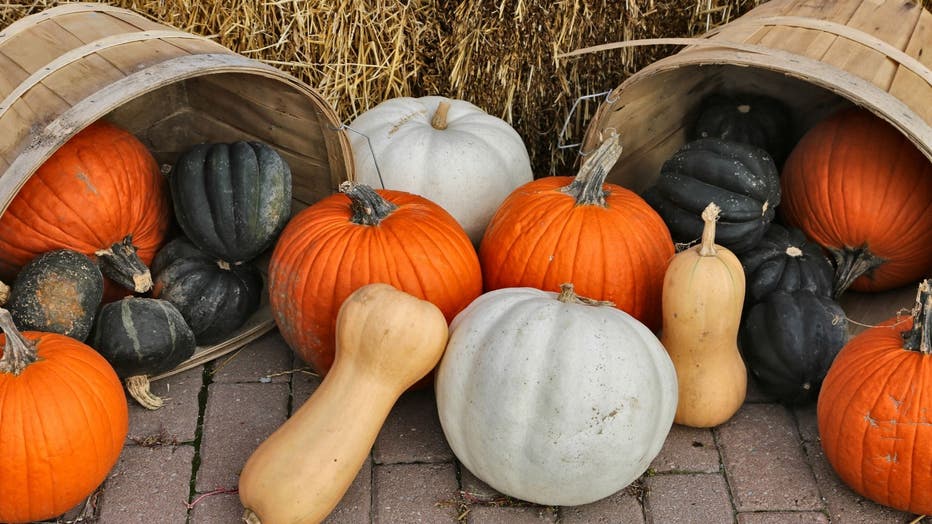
[340,181,398,226]
[828,244,886,299]
[562,133,623,207]
[242,508,262,524]
[125,374,165,410]
[0,279,8,306]
[95,235,154,293]
[903,279,931,355]
[556,283,615,307]
[698,203,721,257]
[0,308,38,375]
[431,101,451,130]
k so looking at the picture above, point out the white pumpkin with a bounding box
[435,284,678,506]
[347,96,534,244]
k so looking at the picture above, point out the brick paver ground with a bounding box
[32,330,922,524]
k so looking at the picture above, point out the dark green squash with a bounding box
[5,250,103,341]
[691,93,794,166]
[170,141,292,263]
[739,223,834,304]
[644,138,780,253]
[151,237,263,345]
[92,297,196,409]
[739,289,848,405]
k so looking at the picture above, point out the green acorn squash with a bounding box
[692,93,794,166]
[644,137,780,254]
[152,237,263,346]
[92,297,196,409]
[170,141,292,263]
[6,250,103,341]
[739,289,847,405]
[738,223,834,304]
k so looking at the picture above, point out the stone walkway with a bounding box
[41,330,920,524]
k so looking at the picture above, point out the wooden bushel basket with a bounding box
[573,0,932,332]
[0,3,353,379]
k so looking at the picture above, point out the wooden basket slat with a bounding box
[889,8,932,125]
[747,0,863,57]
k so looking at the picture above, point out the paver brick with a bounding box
[644,473,734,524]
[802,441,913,524]
[196,382,289,491]
[560,486,645,524]
[461,465,506,502]
[716,403,822,512]
[465,505,557,523]
[793,404,819,443]
[651,424,721,473]
[374,389,454,464]
[373,463,459,523]
[98,444,195,524]
[127,367,203,444]
[210,331,295,383]
[736,511,829,523]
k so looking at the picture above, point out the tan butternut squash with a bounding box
[238,283,450,524]
[661,202,747,428]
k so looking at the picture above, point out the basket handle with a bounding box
[558,18,932,88]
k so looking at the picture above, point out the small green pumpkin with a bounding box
[152,237,263,345]
[92,297,196,409]
[170,141,292,263]
[6,250,103,341]
[739,289,847,405]
[739,223,834,304]
[644,138,780,253]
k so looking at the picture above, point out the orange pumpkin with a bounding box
[817,279,932,514]
[0,120,171,300]
[268,182,482,377]
[780,108,932,296]
[479,135,674,331]
[0,308,128,523]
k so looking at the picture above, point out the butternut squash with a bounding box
[661,202,747,427]
[238,283,450,524]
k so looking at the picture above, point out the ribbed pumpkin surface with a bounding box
[480,176,674,331]
[780,108,932,293]
[0,331,128,523]
[0,120,171,299]
[268,188,482,375]
[817,316,932,514]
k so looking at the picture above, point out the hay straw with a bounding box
[2,0,929,175]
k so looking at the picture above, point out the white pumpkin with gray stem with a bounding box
[347,96,533,244]
[435,284,678,506]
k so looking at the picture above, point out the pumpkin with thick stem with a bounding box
[5,249,103,342]
[0,308,128,523]
[479,134,674,332]
[817,279,932,514]
[268,181,481,380]
[0,120,170,300]
[348,96,534,245]
[780,107,932,297]
[435,283,677,506]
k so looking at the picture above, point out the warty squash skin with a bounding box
[661,203,747,428]
[239,283,449,524]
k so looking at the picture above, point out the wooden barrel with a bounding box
[0,3,354,376]
[574,0,931,329]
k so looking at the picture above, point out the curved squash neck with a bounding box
[340,181,397,226]
[903,279,931,355]
[562,134,622,207]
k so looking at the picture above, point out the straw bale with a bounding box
[2,0,929,176]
